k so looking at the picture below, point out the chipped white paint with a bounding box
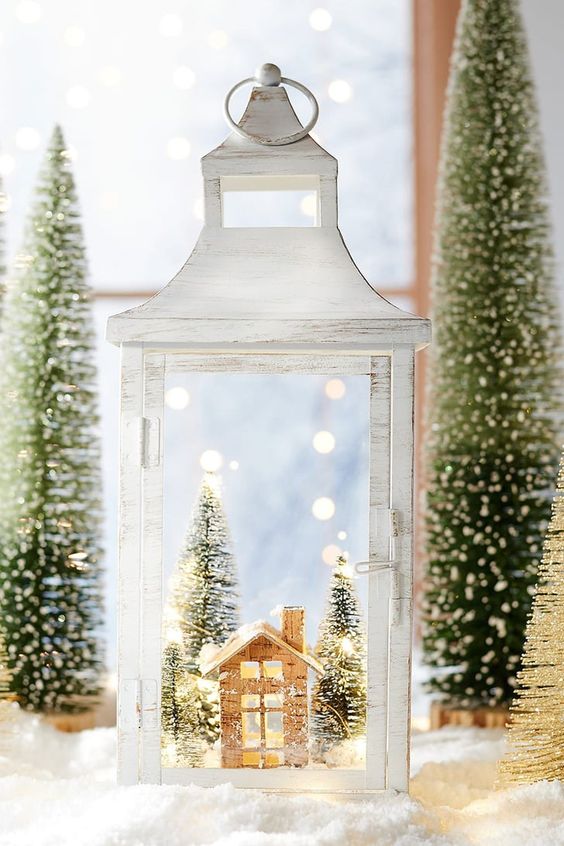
[109,69,430,796]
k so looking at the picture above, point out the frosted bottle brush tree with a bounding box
[166,472,240,741]
[161,634,204,768]
[311,557,367,751]
[423,0,561,708]
[0,126,104,712]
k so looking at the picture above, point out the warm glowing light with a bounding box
[313,430,335,454]
[159,13,183,37]
[309,8,333,31]
[64,25,85,47]
[229,460,239,471]
[208,29,229,49]
[15,1,42,24]
[328,79,353,103]
[0,154,15,176]
[325,378,346,400]
[300,193,317,218]
[165,625,182,644]
[193,196,205,221]
[337,530,347,541]
[98,65,122,87]
[165,387,190,410]
[15,127,41,151]
[341,636,354,656]
[338,561,354,579]
[166,137,191,160]
[322,544,342,565]
[66,85,91,109]
[173,65,196,90]
[200,450,223,473]
[312,497,335,521]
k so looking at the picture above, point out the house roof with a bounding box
[200,620,323,677]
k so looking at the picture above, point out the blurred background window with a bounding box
[0,0,412,667]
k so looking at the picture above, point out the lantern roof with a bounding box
[107,65,431,351]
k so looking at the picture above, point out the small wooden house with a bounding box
[201,607,322,769]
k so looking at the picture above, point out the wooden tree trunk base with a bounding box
[430,701,510,730]
[42,711,96,733]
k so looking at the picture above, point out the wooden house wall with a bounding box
[218,635,308,768]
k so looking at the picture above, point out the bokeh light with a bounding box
[325,378,346,400]
[312,497,335,521]
[322,544,342,565]
[309,8,333,31]
[313,430,336,454]
[165,387,190,410]
[328,79,353,103]
[200,449,223,473]
[166,137,191,160]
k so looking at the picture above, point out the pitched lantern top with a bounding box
[107,64,431,351]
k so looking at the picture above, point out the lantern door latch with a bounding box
[354,509,402,625]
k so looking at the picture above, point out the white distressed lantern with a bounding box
[107,64,430,796]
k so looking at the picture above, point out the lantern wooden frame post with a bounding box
[109,68,430,795]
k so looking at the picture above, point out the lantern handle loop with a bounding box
[223,63,319,146]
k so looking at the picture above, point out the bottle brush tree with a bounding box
[423,0,561,708]
[311,556,367,749]
[499,455,564,785]
[161,633,204,768]
[165,472,239,742]
[0,126,104,712]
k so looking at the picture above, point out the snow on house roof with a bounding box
[200,619,323,677]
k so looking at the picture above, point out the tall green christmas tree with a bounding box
[161,633,204,768]
[0,126,104,712]
[311,557,366,749]
[166,472,239,741]
[423,0,561,708]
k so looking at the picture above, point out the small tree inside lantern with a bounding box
[107,63,430,796]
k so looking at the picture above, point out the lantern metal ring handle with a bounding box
[223,63,319,146]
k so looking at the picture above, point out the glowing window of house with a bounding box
[241,694,260,710]
[242,750,261,767]
[265,751,284,767]
[242,711,261,748]
[240,661,260,679]
[263,660,283,679]
[264,711,284,748]
[264,692,284,709]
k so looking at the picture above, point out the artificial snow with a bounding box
[2,708,564,844]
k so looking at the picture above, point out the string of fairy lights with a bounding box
[165,377,350,568]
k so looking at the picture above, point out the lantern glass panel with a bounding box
[160,370,370,775]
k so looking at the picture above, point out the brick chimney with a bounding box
[281,607,305,653]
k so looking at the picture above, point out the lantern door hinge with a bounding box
[139,417,161,469]
[119,678,158,730]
